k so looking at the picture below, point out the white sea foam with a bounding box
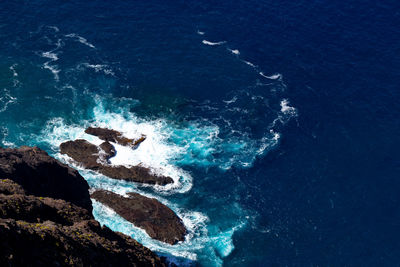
[197,30,205,35]
[280,98,297,116]
[9,64,20,87]
[43,62,60,81]
[259,72,282,80]
[202,40,226,46]
[65,33,95,48]
[0,88,17,113]
[47,26,60,32]
[41,100,193,194]
[222,96,238,104]
[228,49,240,55]
[9,64,18,77]
[41,51,59,61]
[0,127,15,147]
[243,60,256,68]
[39,39,62,81]
[82,63,115,76]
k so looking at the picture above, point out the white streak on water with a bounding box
[65,33,96,49]
[81,63,115,76]
[228,48,240,55]
[259,72,282,80]
[202,40,226,46]
[39,38,63,81]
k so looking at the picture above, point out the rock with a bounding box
[85,127,146,147]
[98,165,174,185]
[0,146,92,211]
[0,179,165,266]
[60,140,173,185]
[60,139,100,169]
[99,141,116,162]
[91,190,187,245]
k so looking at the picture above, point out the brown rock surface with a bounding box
[91,190,187,245]
[60,140,173,185]
[99,141,116,162]
[0,146,166,266]
[85,127,146,147]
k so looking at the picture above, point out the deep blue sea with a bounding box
[1,1,399,266]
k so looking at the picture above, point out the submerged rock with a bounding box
[91,190,187,245]
[60,139,173,185]
[85,127,146,147]
[0,147,165,266]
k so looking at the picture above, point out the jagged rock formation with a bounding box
[0,146,91,211]
[91,190,187,245]
[85,127,146,147]
[0,147,166,266]
[60,140,173,185]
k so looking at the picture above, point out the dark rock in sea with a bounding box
[0,147,165,266]
[0,146,92,211]
[60,139,100,169]
[60,139,173,185]
[98,165,174,185]
[99,141,116,162]
[85,127,146,147]
[91,190,187,245]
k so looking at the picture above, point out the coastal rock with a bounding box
[60,139,100,169]
[85,127,146,147]
[0,179,165,266]
[98,165,173,185]
[0,147,165,266]
[60,139,173,185]
[91,190,187,245]
[0,146,91,211]
[99,141,116,162]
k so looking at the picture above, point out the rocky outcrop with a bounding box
[0,146,91,211]
[0,179,165,266]
[99,141,116,162]
[60,139,173,185]
[91,190,187,245]
[0,146,166,266]
[85,127,146,147]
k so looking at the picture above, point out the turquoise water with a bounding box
[0,23,290,265]
[1,1,399,266]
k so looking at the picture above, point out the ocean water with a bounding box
[1,1,399,266]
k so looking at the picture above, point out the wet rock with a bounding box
[0,146,91,211]
[98,165,173,185]
[60,140,173,185]
[91,190,187,245]
[60,139,100,169]
[99,141,116,162]
[85,127,146,147]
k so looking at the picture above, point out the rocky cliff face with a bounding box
[0,146,92,211]
[0,147,165,266]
